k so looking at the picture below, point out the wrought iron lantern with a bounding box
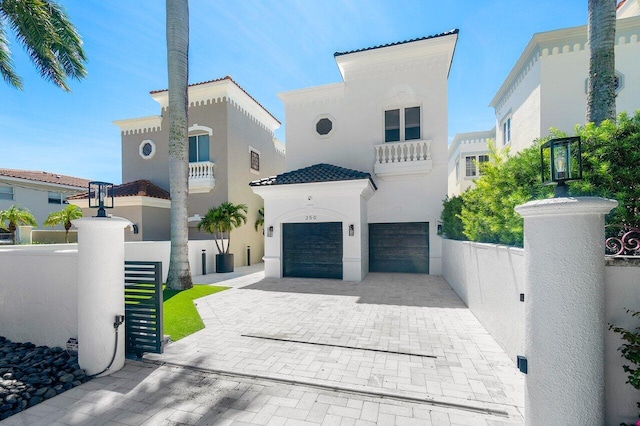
[88,181,114,217]
[540,136,582,197]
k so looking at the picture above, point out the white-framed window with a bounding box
[189,134,210,162]
[465,154,489,178]
[455,159,460,182]
[139,140,156,160]
[502,116,512,146]
[48,192,67,205]
[384,106,421,142]
[250,147,260,174]
[0,185,13,200]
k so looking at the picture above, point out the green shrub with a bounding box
[440,195,466,240]
[609,309,640,424]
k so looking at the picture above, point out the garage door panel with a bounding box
[369,222,429,273]
[283,222,343,279]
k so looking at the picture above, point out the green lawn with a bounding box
[163,284,227,341]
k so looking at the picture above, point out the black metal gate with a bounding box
[124,261,164,357]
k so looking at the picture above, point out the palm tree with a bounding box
[165,0,192,290]
[0,0,87,91]
[254,207,264,232]
[586,0,617,125]
[43,204,82,243]
[0,204,37,244]
[198,202,248,255]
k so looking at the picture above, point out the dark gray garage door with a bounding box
[369,222,429,273]
[282,222,343,279]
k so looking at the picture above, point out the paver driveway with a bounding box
[3,266,524,425]
[146,269,524,423]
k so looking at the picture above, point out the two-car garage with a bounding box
[281,221,429,279]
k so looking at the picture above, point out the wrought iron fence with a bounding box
[605,225,640,257]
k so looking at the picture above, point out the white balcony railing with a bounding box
[188,161,215,193]
[373,140,433,180]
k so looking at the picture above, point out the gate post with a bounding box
[73,217,130,376]
[515,197,617,425]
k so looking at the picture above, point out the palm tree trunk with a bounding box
[586,0,616,125]
[166,0,193,290]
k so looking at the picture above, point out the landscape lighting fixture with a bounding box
[88,181,114,217]
[540,137,582,197]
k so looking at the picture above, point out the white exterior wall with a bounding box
[442,238,640,424]
[279,34,457,276]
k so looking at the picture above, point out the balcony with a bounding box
[189,161,215,193]
[373,140,432,180]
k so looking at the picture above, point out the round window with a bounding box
[139,140,156,159]
[316,118,333,136]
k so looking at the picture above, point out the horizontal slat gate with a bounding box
[283,222,343,279]
[369,222,429,273]
[124,261,163,357]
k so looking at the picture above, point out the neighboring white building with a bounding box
[0,169,91,228]
[447,128,494,196]
[252,30,458,281]
[449,2,640,196]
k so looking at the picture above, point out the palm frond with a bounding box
[0,22,22,88]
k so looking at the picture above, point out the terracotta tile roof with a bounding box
[0,168,91,189]
[334,29,459,57]
[67,180,170,200]
[150,75,280,124]
[249,163,377,190]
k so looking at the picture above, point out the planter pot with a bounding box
[216,253,234,273]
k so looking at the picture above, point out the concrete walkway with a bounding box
[3,265,524,425]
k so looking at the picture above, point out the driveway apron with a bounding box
[145,271,524,422]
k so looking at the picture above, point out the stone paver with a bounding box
[2,265,524,425]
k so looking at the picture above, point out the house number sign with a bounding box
[305,215,317,220]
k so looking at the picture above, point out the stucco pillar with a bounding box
[515,197,617,425]
[73,217,131,376]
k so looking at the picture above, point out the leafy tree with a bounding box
[165,0,192,290]
[440,196,465,240]
[43,203,82,243]
[198,202,248,255]
[0,0,87,91]
[586,0,617,125]
[0,204,37,243]
[254,207,264,232]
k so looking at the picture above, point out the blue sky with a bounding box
[1,0,589,184]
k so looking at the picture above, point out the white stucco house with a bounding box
[448,0,640,196]
[251,29,458,281]
[447,128,494,197]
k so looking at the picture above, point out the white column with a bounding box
[73,217,131,376]
[515,197,617,425]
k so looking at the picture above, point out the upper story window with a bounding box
[250,149,260,173]
[455,159,461,182]
[189,134,210,162]
[502,117,512,146]
[0,185,13,200]
[385,106,421,142]
[465,154,489,177]
[48,192,67,205]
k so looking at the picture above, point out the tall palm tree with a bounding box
[43,204,82,243]
[165,0,192,290]
[198,202,248,255]
[0,204,37,244]
[586,0,617,125]
[0,0,86,91]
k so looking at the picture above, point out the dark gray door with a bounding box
[369,222,429,273]
[283,222,343,279]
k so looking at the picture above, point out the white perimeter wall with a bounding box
[442,238,640,424]
[0,240,221,349]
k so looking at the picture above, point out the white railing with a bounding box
[374,140,431,164]
[188,161,215,193]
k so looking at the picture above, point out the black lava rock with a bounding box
[0,337,90,421]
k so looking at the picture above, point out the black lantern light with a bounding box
[540,137,582,197]
[88,181,114,217]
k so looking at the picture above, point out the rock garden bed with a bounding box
[0,336,88,420]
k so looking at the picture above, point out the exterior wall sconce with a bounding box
[267,226,273,237]
[349,224,354,236]
[437,221,443,236]
[88,181,114,218]
[540,136,582,197]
